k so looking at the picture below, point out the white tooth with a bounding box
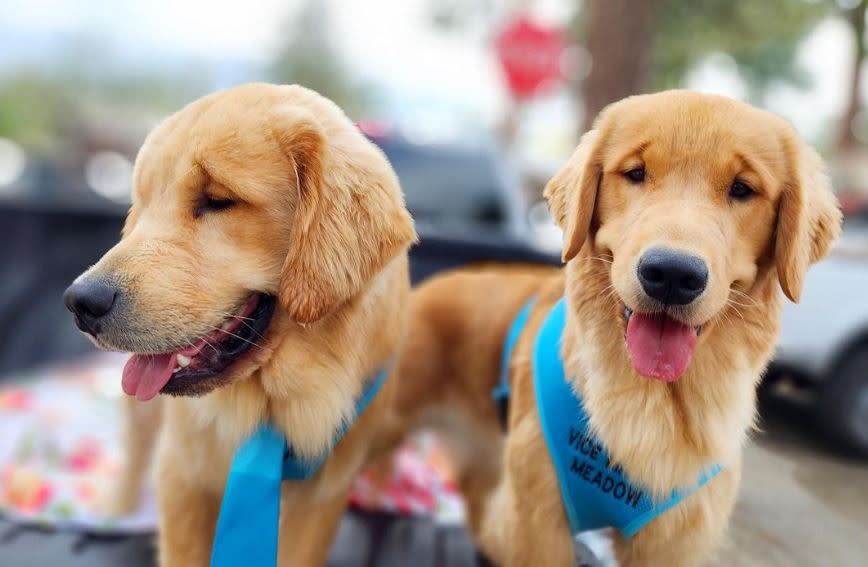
[220,321,233,331]
[177,355,191,367]
[172,367,181,374]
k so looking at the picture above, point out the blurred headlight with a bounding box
[85,151,133,203]
[0,138,27,190]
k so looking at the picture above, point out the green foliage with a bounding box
[0,68,203,153]
[0,33,207,153]
[650,0,834,96]
[0,74,73,151]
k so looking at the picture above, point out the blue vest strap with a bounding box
[210,365,390,567]
[492,298,536,429]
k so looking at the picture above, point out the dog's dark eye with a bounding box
[623,167,646,184]
[195,196,235,217]
[728,180,755,201]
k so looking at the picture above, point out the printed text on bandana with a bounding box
[567,426,643,509]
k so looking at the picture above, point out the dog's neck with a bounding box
[185,257,408,464]
[560,250,780,496]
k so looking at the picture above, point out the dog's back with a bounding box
[378,263,560,531]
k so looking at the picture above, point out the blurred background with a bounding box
[1,1,867,566]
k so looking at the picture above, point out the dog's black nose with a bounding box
[637,248,708,306]
[63,280,117,335]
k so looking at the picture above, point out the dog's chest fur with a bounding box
[558,259,780,496]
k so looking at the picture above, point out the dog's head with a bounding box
[546,90,840,382]
[64,84,416,399]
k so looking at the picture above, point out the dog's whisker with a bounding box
[188,334,222,356]
[725,297,756,310]
[205,328,262,350]
[211,311,261,335]
[201,324,264,351]
[728,288,759,308]
[724,300,747,325]
[599,282,619,298]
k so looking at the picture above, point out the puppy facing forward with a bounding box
[386,91,841,566]
[63,83,416,566]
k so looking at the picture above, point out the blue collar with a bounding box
[210,366,390,567]
[496,298,721,537]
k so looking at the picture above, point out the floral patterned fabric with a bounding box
[0,354,464,534]
[0,353,156,533]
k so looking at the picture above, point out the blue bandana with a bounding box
[496,299,721,536]
[210,367,389,567]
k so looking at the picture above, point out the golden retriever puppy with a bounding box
[63,83,416,566]
[383,91,841,566]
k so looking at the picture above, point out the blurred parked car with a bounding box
[773,213,868,456]
[363,126,560,253]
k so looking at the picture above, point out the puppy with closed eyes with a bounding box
[64,83,416,566]
[382,91,841,566]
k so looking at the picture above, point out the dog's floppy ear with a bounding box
[775,138,842,303]
[544,129,603,262]
[273,107,416,323]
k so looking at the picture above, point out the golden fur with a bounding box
[75,83,416,566]
[382,91,841,566]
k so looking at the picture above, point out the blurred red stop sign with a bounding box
[495,16,564,100]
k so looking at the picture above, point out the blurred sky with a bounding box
[1,0,528,122]
[0,0,860,151]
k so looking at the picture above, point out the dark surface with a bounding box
[0,512,486,567]
[0,204,122,376]
[0,511,603,567]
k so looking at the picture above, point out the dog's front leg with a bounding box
[156,453,221,567]
[99,396,163,516]
[503,470,575,566]
[276,483,352,567]
[483,418,575,567]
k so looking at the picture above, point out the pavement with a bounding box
[712,398,868,567]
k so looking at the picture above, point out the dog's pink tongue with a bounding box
[122,354,177,401]
[626,313,697,382]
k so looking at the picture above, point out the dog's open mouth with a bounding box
[622,306,702,382]
[121,293,276,401]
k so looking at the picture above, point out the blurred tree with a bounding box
[650,0,831,93]
[0,33,207,154]
[576,0,832,129]
[425,1,834,134]
[580,0,656,130]
[0,75,73,151]
[269,0,369,118]
[0,69,203,154]
[839,0,867,150]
